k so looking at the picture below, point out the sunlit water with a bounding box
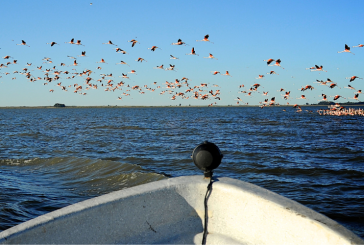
[0,107,363,239]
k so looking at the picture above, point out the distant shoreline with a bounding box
[1,104,363,109]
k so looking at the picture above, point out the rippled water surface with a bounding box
[0,107,363,239]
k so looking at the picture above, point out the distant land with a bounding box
[314,101,364,106]
[0,101,364,110]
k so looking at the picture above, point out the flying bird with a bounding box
[46,42,59,47]
[186,47,198,56]
[196,34,214,43]
[346,76,363,82]
[264,59,275,65]
[171,39,186,45]
[103,40,117,46]
[338,44,355,55]
[17,40,30,47]
[129,39,139,47]
[204,53,218,60]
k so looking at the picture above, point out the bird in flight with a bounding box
[264,59,275,65]
[352,44,364,48]
[115,48,128,54]
[79,51,87,57]
[346,76,363,82]
[65,38,75,44]
[116,61,129,66]
[17,40,30,47]
[171,39,186,45]
[204,53,218,60]
[129,39,139,47]
[103,40,117,46]
[148,46,161,51]
[136,57,147,62]
[47,42,59,47]
[75,40,84,46]
[350,94,359,100]
[271,59,284,69]
[338,44,355,55]
[186,47,198,56]
[196,34,214,44]
[311,65,326,72]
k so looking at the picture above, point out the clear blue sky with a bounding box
[0,0,363,106]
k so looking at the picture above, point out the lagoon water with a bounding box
[0,106,363,239]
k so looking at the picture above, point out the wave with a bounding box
[0,157,166,231]
[0,157,166,196]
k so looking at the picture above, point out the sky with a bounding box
[0,0,363,107]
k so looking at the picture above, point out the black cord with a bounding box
[202,177,213,245]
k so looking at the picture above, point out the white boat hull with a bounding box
[0,176,362,244]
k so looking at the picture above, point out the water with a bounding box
[0,106,363,239]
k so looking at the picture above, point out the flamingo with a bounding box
[186,47,198,56]
[269,97,276,105]
[306,66,316,70]
[79,51,87,57]
[344,85,356,90]
[103,40,117,46]
[222,71,231,76]
[148,46,161,51]
[352,44,364,48]
[17,40,30,47]
[346,76,363,82]
[119,73,129,79]
[165,64,176,71]
[115,48,128,54]
[349,94,359,100]
[272,59,284,69]
[171,39,186,45]
[196,34,214,43]
[267,71,279,75]
[319,94,327,101]
[97,58,107,64]
[332,95,346,100]
[154,64,164,69]
[170,55,179,60]
[129,39,139,47]
[65,38,75,44]
[114,60,128,66]
[204,53,218,60]
[211,71,220,75]
[338,44,354,55]
[264,59,275,65]
[283,91,291,100]
[311,65,326,72]
[75,40,84,46]
[136,57,146,62]
[46,42,59,47]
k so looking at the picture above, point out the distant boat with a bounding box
[0,175,362,244]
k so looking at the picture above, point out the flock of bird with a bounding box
[0,36,363,108]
